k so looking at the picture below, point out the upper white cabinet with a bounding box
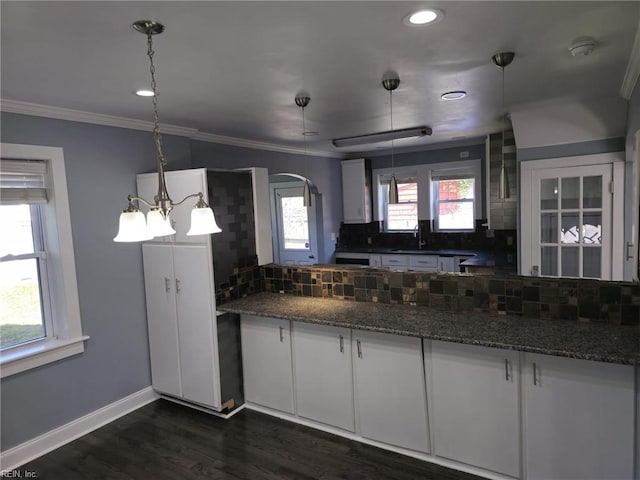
[342,158,372,223]
[429,341,520,477]
[241,314,295,414]
[137,168,209,244]
[292,322,354,432]
[523,353,634,480]
[143,243,222,409]
[353,330,430,453]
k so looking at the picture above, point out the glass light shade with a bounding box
[389,175,399,204]
[114,211,153,242]
[187,207,221,236]
[146,209,176,237]
[303,180,312,207]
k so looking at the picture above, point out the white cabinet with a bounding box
[342,159,372,223]
[241,314,295,414]
[142,243,222,409]
[137,169,209,244]
[438,256,455,272]
[429,341,520,477]
[292,322,354,431]
[524,353,635,480]
[380,254,409,270]
[353,330,430,453]
[369,254,382,267]
[409,255,438,272]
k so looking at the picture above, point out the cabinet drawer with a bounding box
[409,255,438,268]
[380,255,409,267]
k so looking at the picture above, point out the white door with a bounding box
[524,353,634,480]
[429,341,520,477]
[292,322,354,432]
[273,185,317,265]
[241,314,295,414]
[353,330,430,453]
[174,245,220,408]
[142,244,182,398]
[521,154,624,280]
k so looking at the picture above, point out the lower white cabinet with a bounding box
[241,314,295,414]
[143,243,221,408]
[429,341,520,477]
[292,322,354,431]
[523,353,635,480]
[353,330,430,453]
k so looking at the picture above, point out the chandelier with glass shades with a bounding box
[114,20,221,242]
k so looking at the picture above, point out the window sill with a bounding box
[0,335,90,378]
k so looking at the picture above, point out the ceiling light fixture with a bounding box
[295,93,312,207]
[568,36,596,56]
[383,72,400,205]
[114,20,221,242]
[332,126,432,148]
[441,90,467,100]
[492,51,515,200]
[135,89,155,97]
[403,9,444,26]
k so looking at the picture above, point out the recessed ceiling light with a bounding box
[441,91,467,100]
[135,89,155,97]
[403,9,444,26]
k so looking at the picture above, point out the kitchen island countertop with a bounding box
[219,292,640,365]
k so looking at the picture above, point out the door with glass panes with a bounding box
[530,164,612,279]
[273,185,318,265]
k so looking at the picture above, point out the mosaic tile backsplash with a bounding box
[261,265,640,326]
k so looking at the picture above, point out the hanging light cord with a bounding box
[302,105,308,173]
[389,89,395,175]
[501,65,506,170]
[146,30,166,168]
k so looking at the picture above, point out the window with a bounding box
[373,160,482,233]
[0,144,86,378]
[384,178,418,231]
[432,177,475,231]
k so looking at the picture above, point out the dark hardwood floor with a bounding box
[21,400,484,480]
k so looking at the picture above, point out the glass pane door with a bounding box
[274,186,317,265]
[534,166,611,279]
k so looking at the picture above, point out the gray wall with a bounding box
[191,141,342,264]
[0,112,190,450]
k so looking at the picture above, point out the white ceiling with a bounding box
[1,1,638,156]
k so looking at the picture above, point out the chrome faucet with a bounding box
[413,223,425,249]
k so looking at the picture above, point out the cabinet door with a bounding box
[293,322,354,431]
[353,330,429,453]
[142,244,181,398]
[342,159,371,223]
[430,341,520,477]
[241,315,295,414]
[438,256,455,272]
[174,245,220,408]
[524,353,634,480]
[164,169,208,244]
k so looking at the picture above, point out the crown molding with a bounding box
[620,15,640,99]
[191,131,342,158]
[0,99,198,137]
[0,99,343,159]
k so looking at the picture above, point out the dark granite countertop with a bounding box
[219,292,640,365]
[335,248,515,268]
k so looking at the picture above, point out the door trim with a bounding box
[520,152,624,280]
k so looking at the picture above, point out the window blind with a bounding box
[0,159,48,204]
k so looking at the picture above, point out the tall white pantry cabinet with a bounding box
[137,168,228,411]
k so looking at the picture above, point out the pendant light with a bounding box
[492,52,515,200]
[382,73,400,204]
[114,20,221,242]
[295,93,312,207]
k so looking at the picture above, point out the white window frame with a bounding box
[373,160,482,231]
[520,152,624,280]
[0,143,88,378]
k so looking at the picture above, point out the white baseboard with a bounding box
[0,386,158,472]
